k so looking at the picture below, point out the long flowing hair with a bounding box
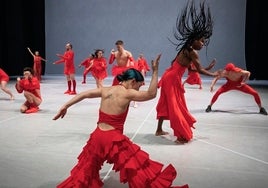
[169,0,214,54]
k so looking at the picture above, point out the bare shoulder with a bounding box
[125,50,133,57]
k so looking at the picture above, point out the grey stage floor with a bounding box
[0,75,267,188]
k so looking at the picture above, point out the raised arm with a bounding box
[27,47,34,57]
[146,54,161,98]
[108,49,116,64]
[130,54,161,101]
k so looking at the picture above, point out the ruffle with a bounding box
[57,128,189,188]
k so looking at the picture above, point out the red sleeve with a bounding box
[15,81,23,93]
[53,59,65,64]
[128,56,134,62]
[109,54,115,64]
[80,59,88,66]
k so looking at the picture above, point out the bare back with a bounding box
[100,85,131,115]
[222,70,248,82]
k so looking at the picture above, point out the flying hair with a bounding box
[168,0,214,52]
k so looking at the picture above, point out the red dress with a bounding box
[54,50,75,75]
[156,60,196,141]
[90,57,108,80]
[80,57,93,76]
[137,58,150,75]
[33,56,44,81]
[0,68,9,82]
[57,109,189,188]
[184,64,202,86]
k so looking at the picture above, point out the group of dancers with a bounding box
[0,0,267,187]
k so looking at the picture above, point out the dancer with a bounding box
[155,0,220,143]
[108,40,135,86]
[183,59,216,89]
[109,40,138,107]
[137,53,150,77]
[0,68,14,100]
[90,49,108,88]
[205,62,267,115]
[53,43,77,95]
[27,47,47,81]
[79,53,94,84]
[53,54,189,188]
[15,67,42,113]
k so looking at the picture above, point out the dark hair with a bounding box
[116,68,144,82]
[115,40,124,45]
[94,49,104,57]
[23,67,34,75]
[169,0,213,52]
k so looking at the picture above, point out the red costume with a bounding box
[33,55,45,81]
[156,60,196,142]
[54,48,76,94]
[209,63,262,106]
[184,63,202,87]
[57,108,189,188]
[137,57,150,75]
[54,50,75,75]
[80,57,93,83]
[0,68,9,82]
[90,57,108,80]
[15,76,42,109]
[15,77,41,99]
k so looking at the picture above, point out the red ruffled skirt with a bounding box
[57,127,189,188]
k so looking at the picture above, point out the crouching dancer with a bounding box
[15,67,42,113]
[53,54,189,188]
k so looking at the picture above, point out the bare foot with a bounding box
[10,96,15,100]
[175,138,188,144]
[155,131,169,136]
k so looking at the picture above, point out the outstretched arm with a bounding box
[53,88,101,120]
[191,51,219,77]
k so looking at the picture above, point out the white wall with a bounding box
[45,0,246,76]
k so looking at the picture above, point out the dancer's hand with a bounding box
[53,107,67,120]
[151,53,161,72]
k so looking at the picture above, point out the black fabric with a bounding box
[245,0,267,80]
[0,0,45,77]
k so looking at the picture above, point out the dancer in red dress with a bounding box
[155,1,221,143]
[109,40,136,86]
[53,43,77,95]
[0,68,14,100]
[183,59,216,89]
[205,62,267,115]
[137,53,150,77]
[27,47,47,81]
[79,53,94,84]
[53,54,189,188]
[90,49,108,88]
[15,67,42,113]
